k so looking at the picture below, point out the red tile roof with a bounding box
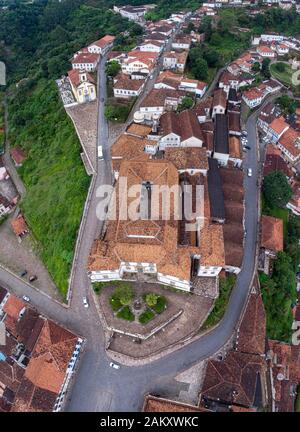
[160,110,204,142]
[269,116,289,136]
[67,69,94,88]
[261,215,283,252]
[72,52,99,65]
[278,127,300,158]
[10,147,26,165]
[11,215,28,236]
[89,35,115,48]
[213,89,227,109]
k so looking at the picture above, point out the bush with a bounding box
[263,171,292,209]
[113,283,134,306]
[153,296,167,314]
[117,306,135,321]
[139,308,155,324]
[109,295,122,312]
[145,293,159,307]
[202,275,236,329]
[92,281,107,294]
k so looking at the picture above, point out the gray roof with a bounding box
[214,114,229,155]
[207,158,225,222]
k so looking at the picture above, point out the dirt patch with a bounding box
[0,214,62,301]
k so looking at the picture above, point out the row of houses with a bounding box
[107,15,195,100]
[0,288,84,412]
[57,35,116,106]
[143,283,300,412]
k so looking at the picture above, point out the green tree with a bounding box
[263,171,292,208]
[114,284,134,306]
[178,96,194,112]
[262,58,271,79]
[276,95,297,115]
[218,10,238,34]
[203,48,219,68]
[199,16,212,40]
[192,58,208,81]
[252,62,261,73]
[106,60,121,77]
[145,293,159,307]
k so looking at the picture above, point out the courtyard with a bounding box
[93,280,214,359]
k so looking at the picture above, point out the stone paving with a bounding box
[0,214,62,301]
[66,101,98,173]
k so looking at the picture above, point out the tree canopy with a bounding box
[263,171,292,208]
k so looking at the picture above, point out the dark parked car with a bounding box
[244,145,251,150]
[29,275,37,282]
[20,270,27,277]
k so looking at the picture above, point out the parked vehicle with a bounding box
[20,270,27,277]
[83,297,89,308]
[98,145,103,160]
[247,168,252,177]
[244,145,251,150]
[29,275,37,282]
[109,362,120,370]
[242,130,248,136]
[22,295,30,302]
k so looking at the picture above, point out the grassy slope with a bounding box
[202,275,236,330]
[9,80,90,296]
[270,62,293,86]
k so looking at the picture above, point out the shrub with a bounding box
[113,283,134,306]
[117,306,135,321]
[92,281,107,294]
[139,308,155,324]
[153,296,167,314]
[145,293,159,307]
[109,295,122,312]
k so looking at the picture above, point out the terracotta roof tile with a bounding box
[261,215,283,252]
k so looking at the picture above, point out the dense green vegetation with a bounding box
[202,275,236,330]
[260,252,297,342]
[139,308,155,324]
[9,80,90,295]
[261,170,299,342]
[117,305,135,321]
[187,10,251,82]
[263,171,292,209]
[276,95,300,116]
[144,293,167,313]
[270,62,294,86]
[145,0,200,21]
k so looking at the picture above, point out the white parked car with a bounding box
[110,362,120,370]
[83,297,89,308]
[247,168,252,177]
[22,295,30,302]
